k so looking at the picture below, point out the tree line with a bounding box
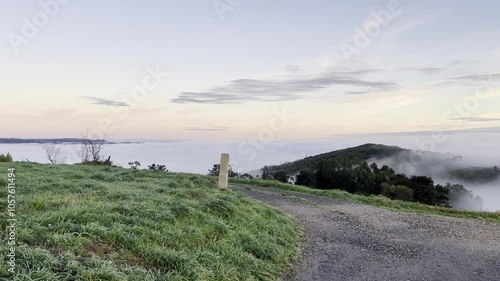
[262,159,484,210]
[207,164,254,179]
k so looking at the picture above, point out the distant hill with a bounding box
[264,143,407,174]
[0,138,115,144]
[263,143,500,183]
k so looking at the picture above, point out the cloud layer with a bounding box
[172,70,398,104]
[82,96,129,107]
[184,126,229,131]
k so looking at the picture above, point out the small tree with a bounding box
[129,161,141,169]
[148,163,168,171]
[42,144,66,164]
[0,153,13,162]
[79,131,107,163]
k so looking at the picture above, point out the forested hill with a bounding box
[258,143,500,210]
[264,144,407,175]
[262,143,500,184]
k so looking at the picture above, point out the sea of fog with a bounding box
[1,131,499,210]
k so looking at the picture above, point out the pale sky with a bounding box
[1,0,500,141]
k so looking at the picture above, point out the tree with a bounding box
[128,161,141,169]
[42,144,66,164]
[207,164,239,177]
[79,131,107,163]
[410,176,437,205]
[261,166,273,180]
[446,183,483,210]
[381,183,413,201]
[295,170,316,187]
[238,173,254,180]
[273,171,289,183]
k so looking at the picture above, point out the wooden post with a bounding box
[218,153,230,189]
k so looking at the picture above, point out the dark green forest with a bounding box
[259,144,490,211]
[449,166,500,183]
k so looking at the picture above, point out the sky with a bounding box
[1,0,500,141]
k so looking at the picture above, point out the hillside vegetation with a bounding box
[260,144,496,211]
[264,143,406,175]
[264,143,500,183]
[0,163,300,280]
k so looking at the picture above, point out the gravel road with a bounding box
[235,184,500,281]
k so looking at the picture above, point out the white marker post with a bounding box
[218,153,230,189]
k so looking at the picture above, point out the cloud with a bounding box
[82,96,129,107]
[448,60,477,66]
[450,73,500,82]
[345,91,369,95]
[426,72,500,89]
[402,67,444,74]
[331,126,500,138]
[448,117,500,122]
[172,70,398,104]
[184,126,229,131]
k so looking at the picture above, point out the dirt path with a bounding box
[234,184,500,281]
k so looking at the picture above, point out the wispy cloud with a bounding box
[427,72,500,88]
[402,67,444,74]
[184,126,230,131]
[173,70,398,104]
[448,59,478,66]
[451,73,500,82]
[82,96,129,107]
[448,117,500,122]
[330,126,500,137]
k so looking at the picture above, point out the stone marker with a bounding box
[218,153,230,189]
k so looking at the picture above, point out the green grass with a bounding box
[0,163,301,280]
[230,178,500,223]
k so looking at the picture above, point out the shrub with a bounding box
[0,153,13,162]
[82,156,113,166]
[381,183,413,201]
[148,163,168,171]
[128,161,141,169]
[393,185,413,201]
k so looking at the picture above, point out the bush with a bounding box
[0,153,13,162]
[148,163,168,171]
[128,161,141,169]
[381,183,413,201]
[82,156,113,166]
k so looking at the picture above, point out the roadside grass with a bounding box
[230,178,500,223]
[0,163,301,280]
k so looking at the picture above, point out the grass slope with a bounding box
[0,163,300,281]
[231,178,500,223]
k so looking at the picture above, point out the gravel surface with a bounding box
[235,185,500,281]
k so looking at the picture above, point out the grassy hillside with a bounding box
[230,178,500,223]
[265,143,406,174]
[0,163,301,280]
